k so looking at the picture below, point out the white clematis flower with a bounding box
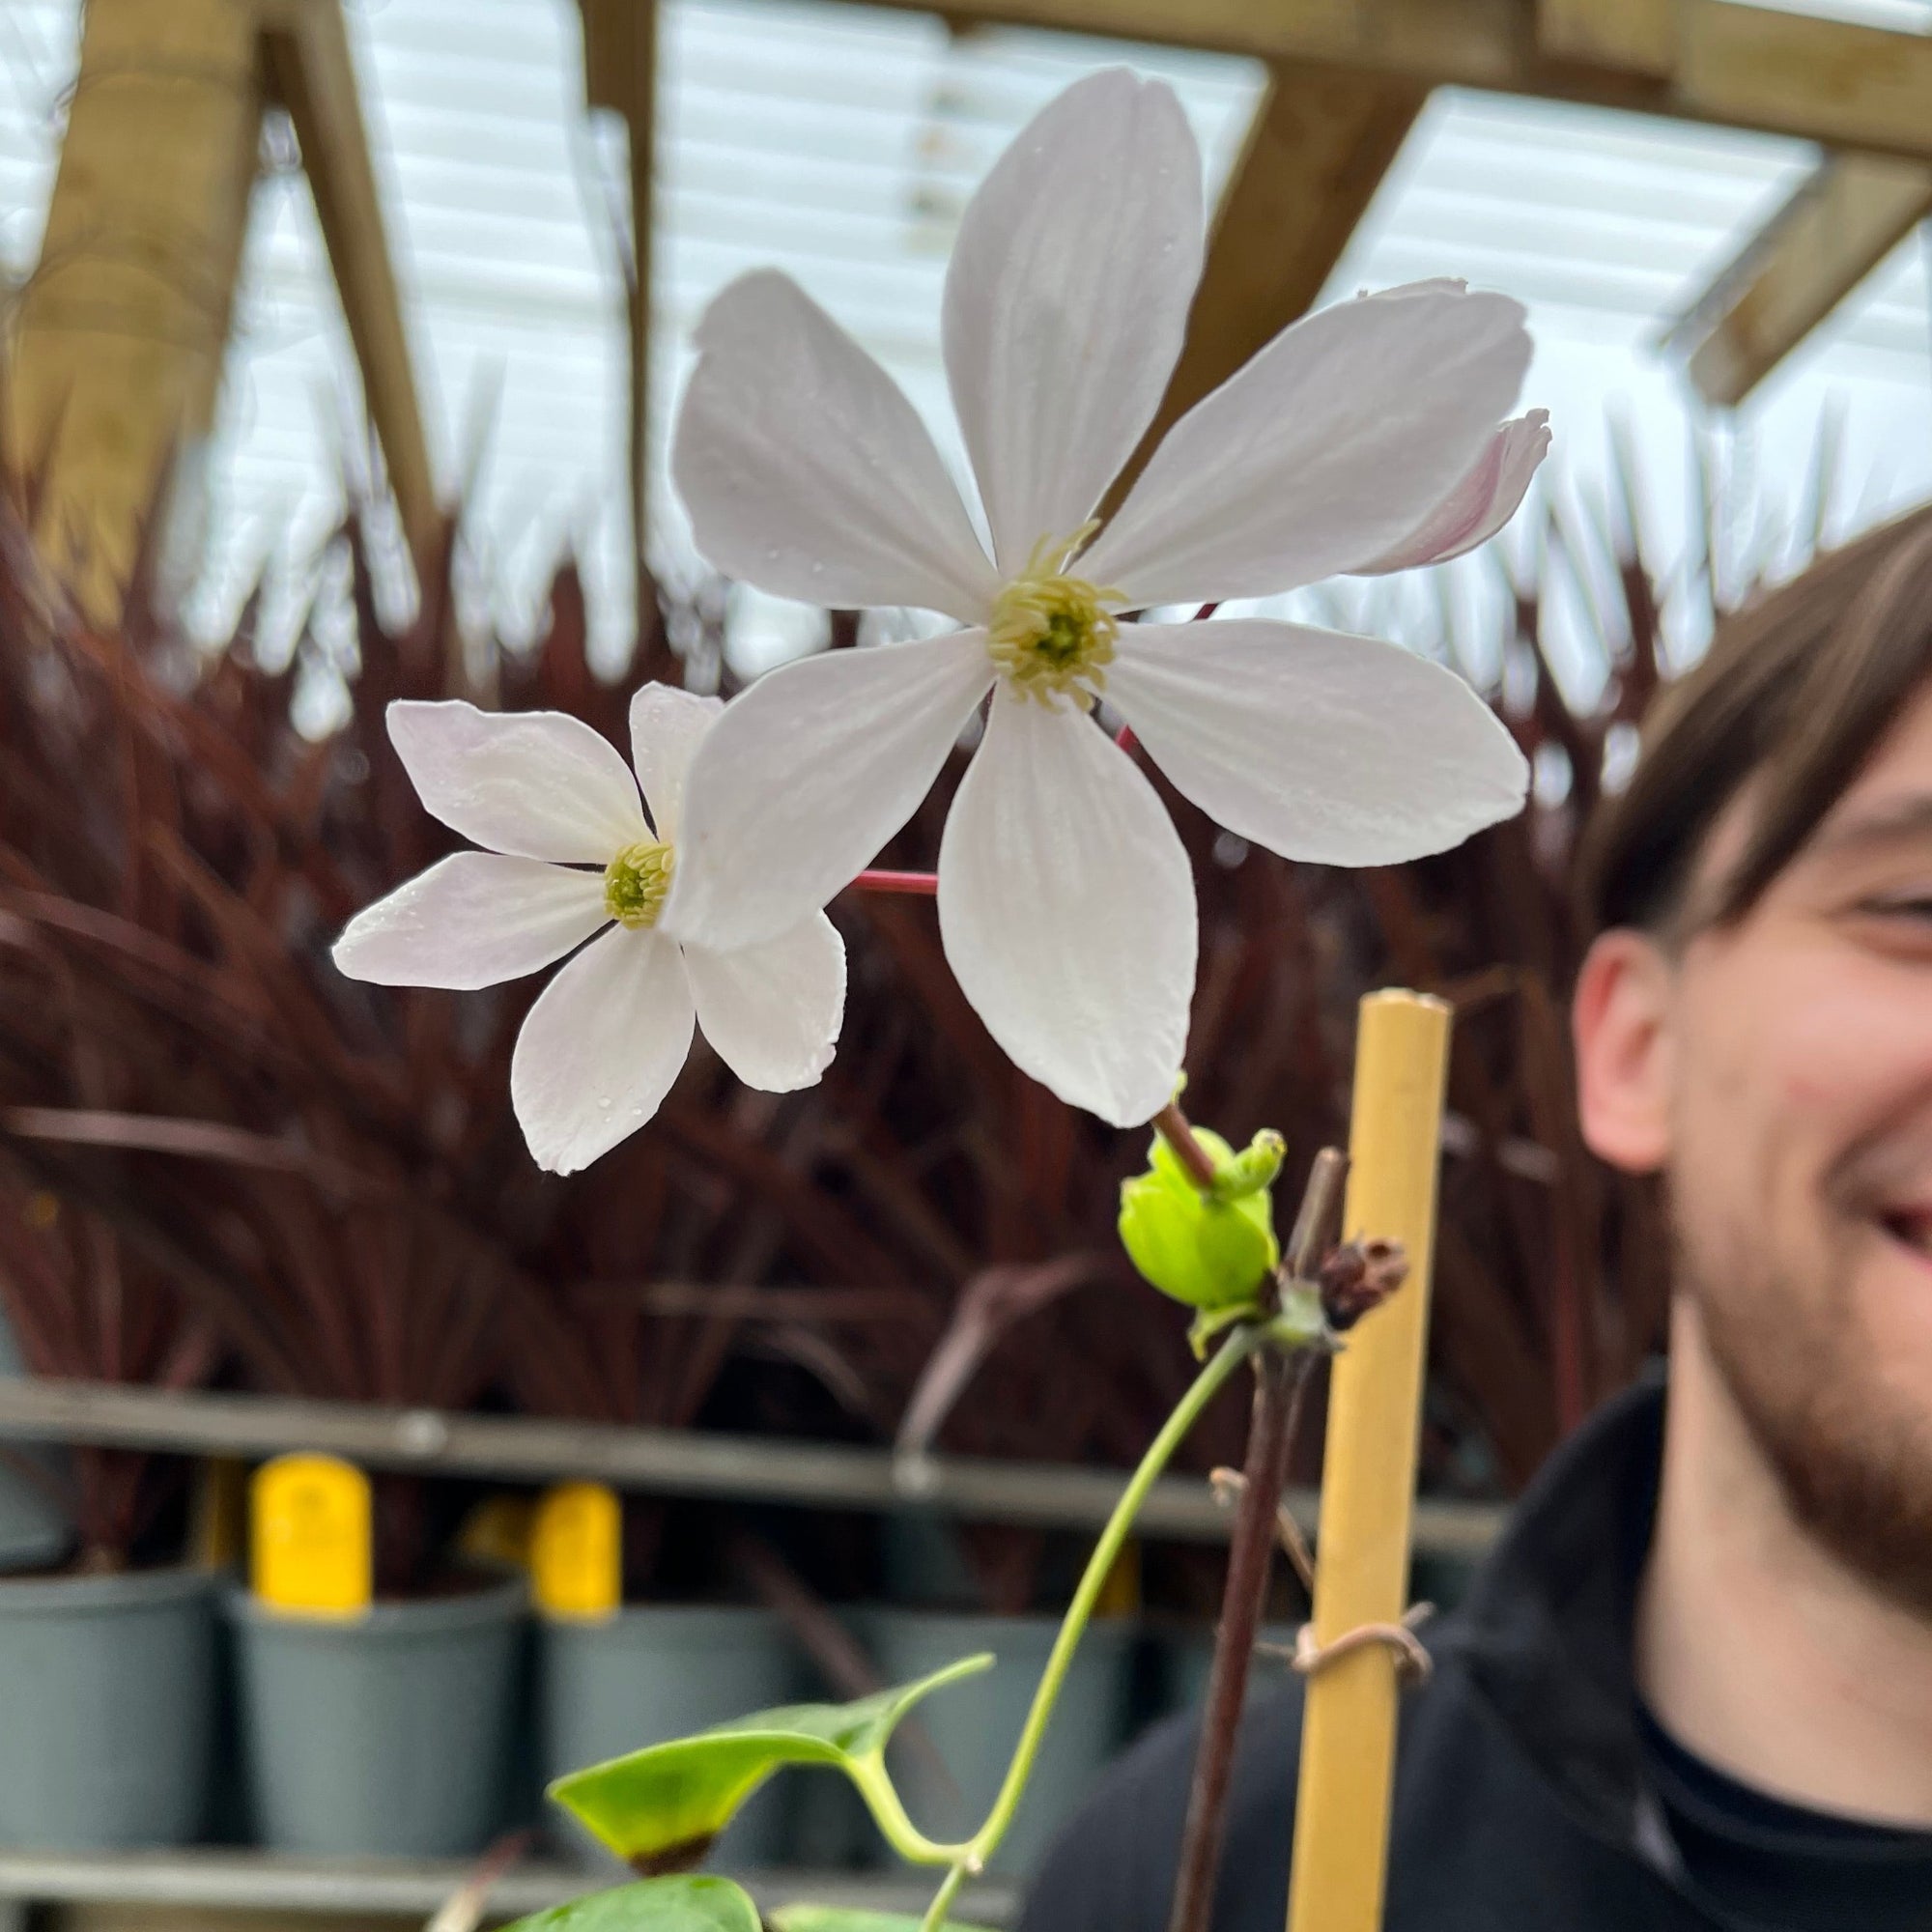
[332,686,846,1175]
[1352,406,1552,576]
[663,68,1538,1128]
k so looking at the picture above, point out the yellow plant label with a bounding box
[251,1454,372,1618]
[531,1481,622,1620]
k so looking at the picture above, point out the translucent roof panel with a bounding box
[3,0,1930,693]
[1310,87,1932,699]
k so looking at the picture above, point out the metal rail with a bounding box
[0,1848,1018,1926]
[0,1377,1506,1558]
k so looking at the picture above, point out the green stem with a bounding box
[959,1325,1263,1879]
[849,1758,973,1868]
[920,1860,972,1932]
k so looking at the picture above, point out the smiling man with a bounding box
[1019,509,1932,1930]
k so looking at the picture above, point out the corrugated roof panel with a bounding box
[1,0,1928,686]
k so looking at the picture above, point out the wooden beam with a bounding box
[7,0,264,621]
[1668,154,1932,408]
[856,0,1932,167]
[578,0,658,609]
[1676,4,1932,166]
[1537,0,1675,77]
[1117,64,1424,496]
[866,0,1516,86]
[258,0,440,566]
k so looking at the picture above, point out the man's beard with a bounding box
[1680,1214,1932,1624]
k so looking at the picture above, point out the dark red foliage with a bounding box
[0,427,1776,1596]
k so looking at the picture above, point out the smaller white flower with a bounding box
[332,685,846,1175]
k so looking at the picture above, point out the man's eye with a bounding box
[1861,896,1932,924]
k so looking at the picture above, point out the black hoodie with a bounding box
[1015,1373,1932,1932]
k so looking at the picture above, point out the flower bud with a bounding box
[1317,1237,1408,1331]
[1118,1126,1281,1313]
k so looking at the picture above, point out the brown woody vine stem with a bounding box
[1164,1148,1347,1932]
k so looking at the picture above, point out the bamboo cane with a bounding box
[1285,990,1452,1932]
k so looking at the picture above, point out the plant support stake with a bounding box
[1286,991,1452,1932]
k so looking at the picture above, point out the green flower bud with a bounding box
[1118,1126,1282,1313]
[1210,1127,1285,1204]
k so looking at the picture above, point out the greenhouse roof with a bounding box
[3,0,1929,687]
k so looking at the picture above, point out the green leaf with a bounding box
[549,1654,994,1868]
[503,1876,760,1931]
[1119,1126,1280,1312]
[767,1910,997,1932]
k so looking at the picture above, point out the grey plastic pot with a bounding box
[0,1564,215,1848]
[225,1571,526,1858]
[0,1316,68,1574]
[538,1604,797,1870]
[867,1607,1133,1878]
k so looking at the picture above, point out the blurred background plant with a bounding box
[0,412,1843,1606]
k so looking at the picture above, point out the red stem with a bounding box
[1164,1150,1348,1932]
[850,868,939,896]
[1151,1101,1219,1192]
[1165,1350,1304,1932]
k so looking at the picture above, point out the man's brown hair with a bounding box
[1581,504,1932,938]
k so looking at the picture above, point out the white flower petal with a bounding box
[937,687,1195,1127]
[1106,618,1528,866]
[387,700,645,863]
[509,925,695,1175]
[628,683,724,841]
[664,630,993,953]
[331,854,609,989]
[1080,284,1532,608]
[671,270,999,622]
[1377,277,1472,299]
[1353,411,1551,576]
[943,69,1203,572]
[684,913,846,1093]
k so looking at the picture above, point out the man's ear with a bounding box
[1572,928,1675,1175]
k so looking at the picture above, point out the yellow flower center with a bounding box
[603,839,675,928]
[986,523,1123,708]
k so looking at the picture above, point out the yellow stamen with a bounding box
[603,839,675,928]
[986,523,1123,708]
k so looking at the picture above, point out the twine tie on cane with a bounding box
[1280,1604,1435,1685]
[1208,1466,1435,1684]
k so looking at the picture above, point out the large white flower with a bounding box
[332,686,845,1175]
[663,69,1539,1128]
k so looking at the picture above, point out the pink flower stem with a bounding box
[850,868,939,897]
